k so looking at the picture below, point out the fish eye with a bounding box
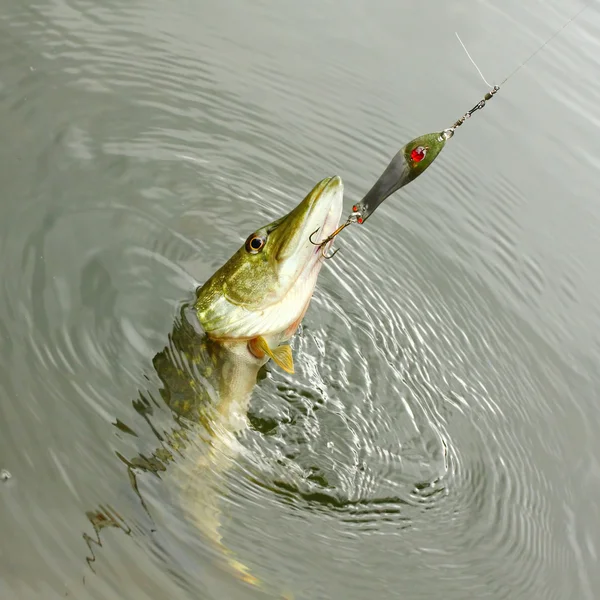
[245,233,266,254]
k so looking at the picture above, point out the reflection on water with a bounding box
[2,0,600,598]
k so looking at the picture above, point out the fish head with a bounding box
[195,176,343,344]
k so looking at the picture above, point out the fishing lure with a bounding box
[309,85,498,257]
[353,88,499,221]
[311,3,590,258]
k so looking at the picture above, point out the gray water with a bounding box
[2,0,600,598]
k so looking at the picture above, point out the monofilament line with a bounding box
[455,32,493,87]
[499,2,592,85]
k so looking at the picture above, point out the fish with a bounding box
[83,176,344,596]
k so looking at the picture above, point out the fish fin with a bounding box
[272,344,295,374]
[226,557,263,588]
[255,336,295,374]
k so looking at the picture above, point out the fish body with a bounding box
[89,176,343,593]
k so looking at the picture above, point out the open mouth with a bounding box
[274,176,342,263]
[308,176,343,252]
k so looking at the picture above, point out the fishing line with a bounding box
[446,2,592,136]
[498,1,592,87]
[311,1,593,255]
[441,2,592,139]
[455,32,493,88]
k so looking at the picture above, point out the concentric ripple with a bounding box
[1,0,600,599]
[197,213,574,599]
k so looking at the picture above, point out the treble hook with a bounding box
[309,217,356,259]
[309,227,340,259]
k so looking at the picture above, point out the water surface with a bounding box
[1,0,600,599]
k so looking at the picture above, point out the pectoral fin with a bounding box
[254,336,295,374]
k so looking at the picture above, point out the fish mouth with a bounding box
[311,176,345,254]
[310,175,344,238]
[275,175,344,264]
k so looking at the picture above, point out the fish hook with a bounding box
[308,228,323,246]
[309,227,340,259]
[323,245,340,260]
[309,218,357,259]
[309,208,363,259]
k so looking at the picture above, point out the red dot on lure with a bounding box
[410,146,427,163]
[357,216,363,224]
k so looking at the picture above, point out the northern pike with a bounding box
[84,176,344,595]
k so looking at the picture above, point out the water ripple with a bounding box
[1,0,598,598]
